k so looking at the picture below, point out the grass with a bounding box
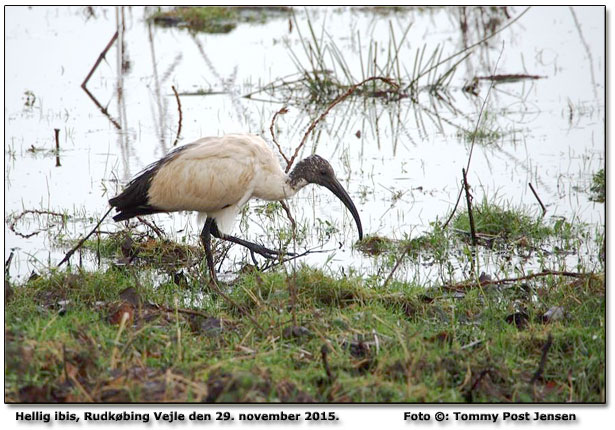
[5,260,604,402]
[451,198,553,242]
[5,197,603,403]
[354,199,602,293]
[356,200,564,261]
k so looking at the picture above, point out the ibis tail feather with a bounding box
[108,164,161,221]
[109,144,196,221]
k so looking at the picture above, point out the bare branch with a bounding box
[171,85,183,147]
[285,76,399,172]
[269,106,290,165]
[529,182,547,216]
[57,207,113,268]
[444,270,595,292]
[443,42,504,228]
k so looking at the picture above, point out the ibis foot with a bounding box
[208,218,295,260]
[200,217,295,284]
[232,240,293,260]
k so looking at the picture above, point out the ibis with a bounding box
[109,134,363,281]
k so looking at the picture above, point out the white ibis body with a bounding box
[109,134,363,281]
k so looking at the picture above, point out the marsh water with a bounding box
[4,6,605,285]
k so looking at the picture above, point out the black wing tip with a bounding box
[112,211,131,222]
[110,206,164,222]
[109,143,195,222]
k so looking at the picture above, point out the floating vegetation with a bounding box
[589,168,605,203]
[353,6,416,15]
[23,90,36,108]
[148,6,290,34]
[355,235,396,256]
[459,127,502,143]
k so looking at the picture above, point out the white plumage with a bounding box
[109,133,362,282]
[147,134,295,234]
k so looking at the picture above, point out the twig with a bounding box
[279,200,297,245]
[82,31,118,89]
[8,209,67,239]
[462,168,477,247]
[137,216,165,239]
[82,87,122,130]
[444,269,593,291]
[110,310,129,369]
[442,184,464,229]
[476,73,545,81]
[54,128,60,151]
[171,85,183,146]
[530,333,553,384]
[569,7,599,103]
[5,251,14,278]
[528,182,547,216]
[382,250,408,289]
[321,344,334,383]
[57,207,113,268]
[269,106,290,165]
[407,7,530,90]
[470,369,491,392]
[443,42,504,229]
[215,242,233,273]
[153,302,216,320]
[81,31,122,129]
[54,128,61,167]
[259,246,332,271]
[460,339,483,350]
[285,76,399,172]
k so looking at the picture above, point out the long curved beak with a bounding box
[322,177,363,240]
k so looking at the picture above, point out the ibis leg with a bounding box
[200,217,217,282]
[210,220,293,259]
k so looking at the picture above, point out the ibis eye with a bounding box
[320,169,327,175]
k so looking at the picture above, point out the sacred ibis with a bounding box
[109,134,363,281]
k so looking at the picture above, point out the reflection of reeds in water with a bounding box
[249,7,530,106]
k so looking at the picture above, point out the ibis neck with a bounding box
[252,172,306,202]
[276,175,307,200]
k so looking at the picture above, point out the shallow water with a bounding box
[4,6,605,284]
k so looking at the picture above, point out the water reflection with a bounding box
[4,6,605,284]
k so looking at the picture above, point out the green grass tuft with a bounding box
[452,198,552,240]
[589,168,605,203]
